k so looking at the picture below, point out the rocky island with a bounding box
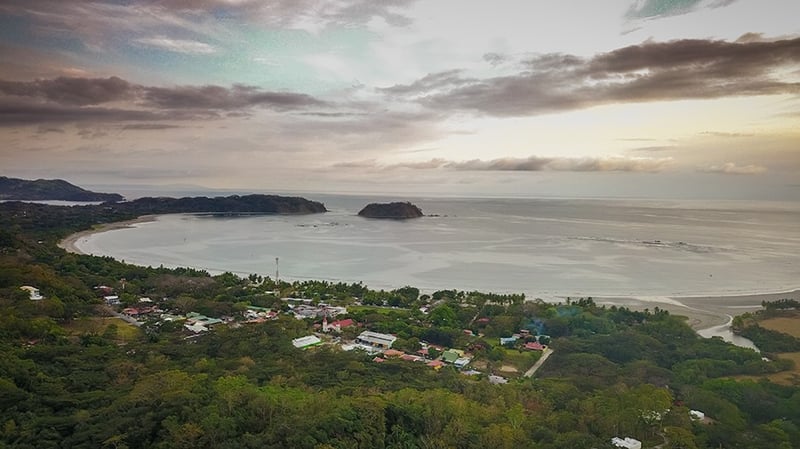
[358,201,423,219]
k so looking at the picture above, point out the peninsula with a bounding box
[358,201,423,219]
[0,175,124,202]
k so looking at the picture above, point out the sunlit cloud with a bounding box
[699,162,768,175]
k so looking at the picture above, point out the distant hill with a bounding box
[358,202,423,219]
[0,176,124,202]
[119,194,327,215]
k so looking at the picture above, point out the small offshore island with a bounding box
[358,201,424,219]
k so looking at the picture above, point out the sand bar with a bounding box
[58,215,157,255]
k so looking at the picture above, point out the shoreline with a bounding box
[58,215,158,255]
[594,290,800,331]
[58,213,799,332]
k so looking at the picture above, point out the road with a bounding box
[523,348,554,377]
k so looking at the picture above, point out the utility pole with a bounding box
[275,257,279,283]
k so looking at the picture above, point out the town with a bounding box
[87,280,553,384]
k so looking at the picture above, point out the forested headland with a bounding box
[0,200,798,449]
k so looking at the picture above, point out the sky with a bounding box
[0,0,799,199]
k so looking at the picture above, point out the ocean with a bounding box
[74,195,800,299]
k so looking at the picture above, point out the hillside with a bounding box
[0,176,124,202]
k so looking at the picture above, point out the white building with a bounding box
[355,331,397,350]
[690,410,705,420]
[611,437,642,449]
[292,335,322,349]
[20,286,43,301]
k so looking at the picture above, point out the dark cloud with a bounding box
[390,37,800,117]
[335,155,672,173]
[0,77,133,106]
[121,123,183,130]
[142,84,325,110]
[0,76,326,125]
[0,98,164,125]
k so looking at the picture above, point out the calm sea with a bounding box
[75,195,800,299]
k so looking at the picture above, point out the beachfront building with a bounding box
[292,335,322,349]
[355,331,397,350]
[20,286,43,301]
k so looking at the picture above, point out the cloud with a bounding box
[379,70,473,96]
[141,84,325,110]
[133,37,217,54]
[0,98,165,125]
[699,131,755,138]
[627,145,676,153]
[335,155,673,173]
[483,52,508,66]
[699,162,768,175]
[0,77,134,106]
[0,76,326,125]
[389,37,800,117]
[121,123,183,130]
[625,0,739,19]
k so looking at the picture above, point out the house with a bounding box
[441,350,460,364]
[322,317,355,333]
[104,295,120,305]
[500,336,518,346]
[524,341,545,351]
[611,437,642,449]
[427,360,445,370]
[20,286,43,301]
[94,285,114,296]
[690,410,705,420]
[292,335,322,349]
[383,349,405,358]
[355,331,397,350]
[184,322,209,333]
[488,375,508,385]
[186,312,223,327]
[454,357,472,369]
[401,354,423,362]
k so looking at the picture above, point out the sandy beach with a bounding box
[58,215,157,256]
[595,290,800,330]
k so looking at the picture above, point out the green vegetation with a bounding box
[1,201,799,448]
[0,176,123,202]
[732,300,800,353]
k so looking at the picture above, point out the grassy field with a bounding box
[63,317,142,342]
[759,312,800,338]
[734,352,800,386]
[348,305,412,317]
[733,310,800,386]
[503,348,542,373]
